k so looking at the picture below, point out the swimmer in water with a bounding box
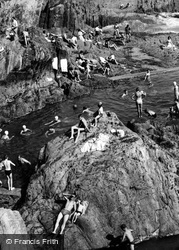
[144,70,153,87]
[45,128,56,137]
[20,125,32,135]
[18,155,31,165]
[45,116,61,127]
[1,155,16,191]
[121,89,128,98]
[144,108,157,118]
[132,87,146,118]
[1,131,14,140]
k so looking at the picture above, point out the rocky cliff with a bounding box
[0,0,178,123]
[20,112,179,249]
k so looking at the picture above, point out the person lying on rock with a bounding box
[1,130,14,140]
[72,200,86,223]
[20,125,32,135]
[45,116,61,127]
[70,114,90,143]
[1,155,16,191]
[121,224,135,250]
[52,194,76,234]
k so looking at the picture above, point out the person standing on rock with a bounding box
[132,87,146,118]
[1,155,16,191]
[173,81,179,101]
[144,70,153,87]
[52,194,76,234]
[125,24,131,42]
[121,224,135,250]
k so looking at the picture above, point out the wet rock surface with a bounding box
[20,112,179,249]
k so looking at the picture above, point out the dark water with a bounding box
[0,71,179,249]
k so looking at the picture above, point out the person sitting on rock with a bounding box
[72,200,87,223]
[1,155,16,191]
[121,224,135,250]
[167,36,176,51]
[52,194,76,234]
[107,54,118,65]
[121,89,128,98]
[20,125,32,135]
[45,116,61,127]
[93,102,104,127]
[69,114,90,143]
[1,131,14,140]
[144,108,157,118]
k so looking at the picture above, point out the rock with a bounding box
[0,208,27,234]
[21,111,179,249]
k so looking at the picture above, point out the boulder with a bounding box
[21,111,179,249]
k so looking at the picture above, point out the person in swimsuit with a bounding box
[1,130,14,140]
[144,70,152,86]
[121,224,135,250]
[20,125,32,135]
[18,155,31,165]
[144,108,157,118]
[173,81,179,101]
[132,87,146,118]
[93,102,104,127]
[72,200,86,223]
[52,194,76,234]
[69,114,90,143]
[45,116,61,127]
[1,155,16,191]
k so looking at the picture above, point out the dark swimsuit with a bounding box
[78,120,85,129]
[5,170,12,176]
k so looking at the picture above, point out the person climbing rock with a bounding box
[52,194,76,234]
[121,224,135,250]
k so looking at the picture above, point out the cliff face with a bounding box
[1,0,179,32]
[21,112,179,249]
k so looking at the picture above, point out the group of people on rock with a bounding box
[52,193,88,234]
[52,193,134,250]
[70,102,104,143]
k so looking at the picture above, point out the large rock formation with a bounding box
[21,112,179,249]
[0,208,27,233]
